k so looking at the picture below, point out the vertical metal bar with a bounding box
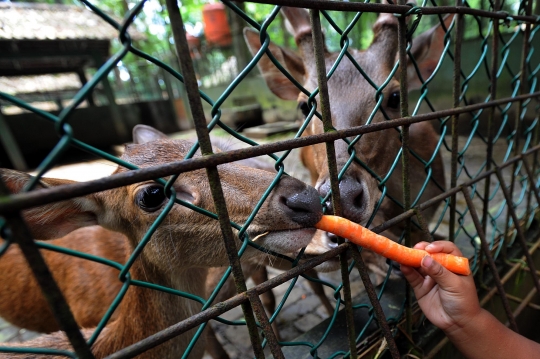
[522,159,540,207]
[495,167,540,297]
[246,290,284,359]
[166,1,265,357]
[529,117,540,218]
[0,178,94,359]
[349,249,400,359]
[397,0,413,338]
[450,7,464,243]
[308,9,357,357]
[397,0,410,243]
[504,0,532,256]
[462,186,519,332]
[413,209,435,242]
[482,0,499,233]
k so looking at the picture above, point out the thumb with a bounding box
[421,255,458,289]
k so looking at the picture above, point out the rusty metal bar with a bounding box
[397,0,413,340]
[2,92,539,215]
[483,0,500,235]
[482,0,500,269]
[0,178,95,359]
[461,186,519,332]
[104,244,348,359]
[166,1,264,357]
[349,249,400,359]
[369,147,540,234]
[504,0,533,259]
[495,167,540,296]
[237,0,540,22]
[522,160,540,207]
[413,209,434,242]
[246,290,284,359]
[309,8,357,357]
[449,3,464,245]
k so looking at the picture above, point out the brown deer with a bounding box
[244,7,448,247]
[0,125,323,358]
[0,227,126,334]
[0,128,340,359]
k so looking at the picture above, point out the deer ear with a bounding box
[132,125,168,144]
[1,169,100,239]
[244,28,305,101]
[407,15,454,90]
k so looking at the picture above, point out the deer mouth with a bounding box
[248,228,317,255]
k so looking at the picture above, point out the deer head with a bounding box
[244,8,452,226]
[1,126,323,272]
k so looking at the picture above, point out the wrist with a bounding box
[443,306,486,340]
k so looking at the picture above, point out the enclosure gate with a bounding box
[1,0,540,358]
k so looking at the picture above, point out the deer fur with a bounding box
[0,130,342,359]
[244,7,449,248]
[0,125,323,358]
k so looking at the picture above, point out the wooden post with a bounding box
[76,69,96,107]
[101,76,129,141]
[0,107,27,170]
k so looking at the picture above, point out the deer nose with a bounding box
[320,176,366,223]
[278,176,322,227]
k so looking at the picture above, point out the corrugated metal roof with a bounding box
[0,2,144,41]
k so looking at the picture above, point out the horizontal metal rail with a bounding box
[1,91,538,215]
[104,244,348,359]
[238,0,540,23]
[100,145,540,358]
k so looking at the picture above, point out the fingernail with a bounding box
[422,255,433,268]
[425,244,434,251]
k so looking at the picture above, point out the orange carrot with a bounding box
[315,215,471,276]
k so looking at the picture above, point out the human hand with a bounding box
[400,241,481,335]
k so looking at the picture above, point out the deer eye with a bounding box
[136,185,166,212]
[298,101,311,117]
[387,91,400,109]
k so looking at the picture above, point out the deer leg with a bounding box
[305,269,334,316]
[205,324,230,359]
[251,266,281,341]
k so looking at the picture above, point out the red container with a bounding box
[202,3,232,47]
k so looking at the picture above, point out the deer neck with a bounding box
[91,257,208,359]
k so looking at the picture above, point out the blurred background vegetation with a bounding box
[8,0,530,90]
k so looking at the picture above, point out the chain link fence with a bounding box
[1,0,540,358]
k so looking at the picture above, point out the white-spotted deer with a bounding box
[244,7,448,251]
[0,125,323,358]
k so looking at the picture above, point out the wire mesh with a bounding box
[0,0,540,358]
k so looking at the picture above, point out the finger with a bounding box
[400,265,426,290]
[421,255,462,289]
[402,264,437,299]
[416,266,429,277]
[424,241,463,256]
[413,241,430,250]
